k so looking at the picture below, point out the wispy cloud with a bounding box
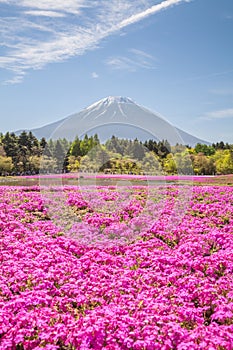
[106,48,156,71]
[129,48,154,59]
[4,72,26,85]
[25,10,65,18]
[0,0,87,14]
[0,0,191,83]
[202,108,233,120]
[91,72,99,79]
[106,57,136,71]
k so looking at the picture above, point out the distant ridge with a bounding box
[16,96,210,147]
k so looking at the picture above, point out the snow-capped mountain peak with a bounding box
[86,96,135,111]
[103,96,135,104]
[15,96,210,146]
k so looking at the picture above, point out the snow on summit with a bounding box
[86,96,135,111]
[15,96,210,146]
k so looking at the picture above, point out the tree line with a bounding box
[0,131,232,176]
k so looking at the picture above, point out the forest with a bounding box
[0,131,232,176]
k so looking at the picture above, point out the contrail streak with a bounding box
[119,0,191,29]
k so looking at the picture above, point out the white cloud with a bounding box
[106,57,136,71]
[106,48,155,71]
[203,108,233,120]
[25,10,65,18]
[129,48,154,59]
[1,0,87,14]
[0,0,191,83]
[4,73,25,85]
[92,72,99,79]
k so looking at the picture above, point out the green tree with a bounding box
[2,132,19,170]
[80,145,110,172]
[157,140,171,158]
[131,139,145,161]
[27,156,41,173]
[105,135,123,155]
[70,137,81,157]
[214,150,233,174]
[140,152,162,175]
[192,153,216,175]
[43,139,54,158]
[53,140,66,172]
[163,154,177,174]
[0,144,6,157]
[80,134,92,156]
[0,156,13,174]
[194,143,215,156]
[40,137,47,150]
[67,155,81,172]
[40,156,58,173]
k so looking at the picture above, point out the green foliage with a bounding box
[163,154,177,174]
[105,135,124,155]
[0,155,13,174]
[40,156,58,173]
[140,152,162,175]
[53,140,66,172]
[214,150,233,175]
[67,155,80,172]
[70,137,81,157]
[0,131,232,176]
[2,132,19,168]
[78,145,109,172]
[194,143,215,156]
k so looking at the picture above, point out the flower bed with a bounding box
[0,184,233,349]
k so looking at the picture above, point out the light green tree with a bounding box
[214,150,233,174]
[0,156,13,174]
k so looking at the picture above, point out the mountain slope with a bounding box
[16,96,210,146]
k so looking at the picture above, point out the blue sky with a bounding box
[0,0,233,143]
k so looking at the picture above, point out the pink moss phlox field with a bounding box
[0,184,233,349]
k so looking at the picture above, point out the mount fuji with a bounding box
[16,96,210,146]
